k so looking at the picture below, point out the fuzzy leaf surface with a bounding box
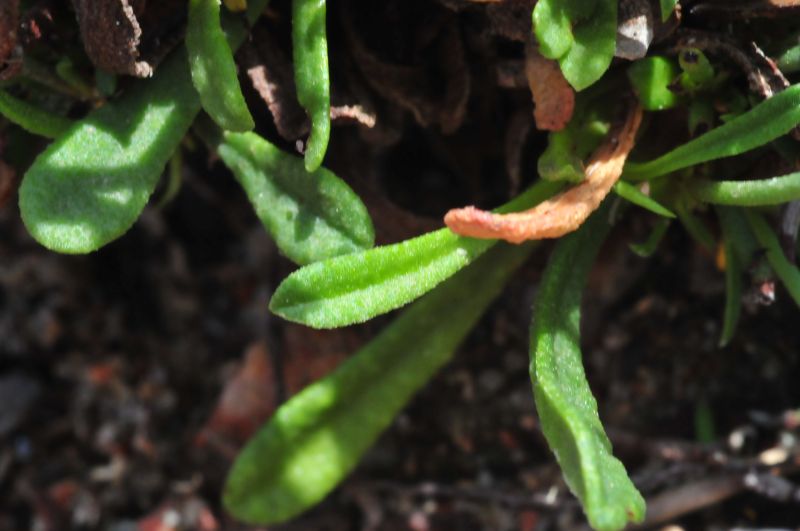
[219,131,374,265]
[625,84,800,181]
[0,90,73,139]
[19,49,201,253]
[18,0,270,254]
[293,0,330,171]
[187,0,255,132]
[530,205,645,531]
[225,242,535,524]
[270,180,562,328]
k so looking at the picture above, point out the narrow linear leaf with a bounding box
[745,210,800,307]
[269,180,562,328]
[218,131,374,265]
[18,0,270,254]
[531,204,645,531]
[225,242,536,524]
[187,0,255,132]
[625,84,800,181]
[613,181,675,217]
[0,89,74,139]
[689,172,800,206]
[675,202,716,252]
[293,0,330,172]
[629,218,671,258]
[716,206,743,347]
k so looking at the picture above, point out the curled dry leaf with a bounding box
[444,102,643,243]
[71,0,154,77]
[526,42,575,131]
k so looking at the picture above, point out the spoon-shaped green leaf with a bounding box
[218,131,374,264]
[19,0,270,254]
[225,240,535,524]
[530,204,645,531]
[187,0,255,132]
[270,180,562,328]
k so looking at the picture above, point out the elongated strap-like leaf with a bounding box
[0,89,74,139]
[530,204,645,531]
[689,172,800,206]
[270,180,563,328]
[18,0,270,254]
[225,241,536,524]
[187,0,255,132]
[293,0,330,172]
[218,131,374,264]
[613,181,675,217]
[625,84,800,181]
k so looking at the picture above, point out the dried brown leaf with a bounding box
[71,0,153,77]
[444,103,643,243]
[526,42,574,131]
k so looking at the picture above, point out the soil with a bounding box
[2,1,800,530]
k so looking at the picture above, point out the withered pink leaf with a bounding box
[445,103,643,243]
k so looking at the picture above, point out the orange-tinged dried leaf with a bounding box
[526,43,575,131]
[445,103,643,243]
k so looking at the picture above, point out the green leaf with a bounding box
[293,0,330,172]
[629,218,671,258]
[0,89,74,139]
[533,0,616,91]
[18,0,271,254]
[625,84,800,181]
[538,92,610,183]
[660,0,678,21]
[187,0,255,132]
[689,172,800,206]
[716,206,744,347]
[530,204,645,531]
[19,49,201,253]
[613,181,675,217]
[626,56,681,111]
[745,210,800,307]
[532,0,578,60]
[225,241,535,524]
[218,131,374,265]
[270,180,562,328]
[675,202,715,252]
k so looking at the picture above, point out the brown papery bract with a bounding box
[444,103,643,243]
